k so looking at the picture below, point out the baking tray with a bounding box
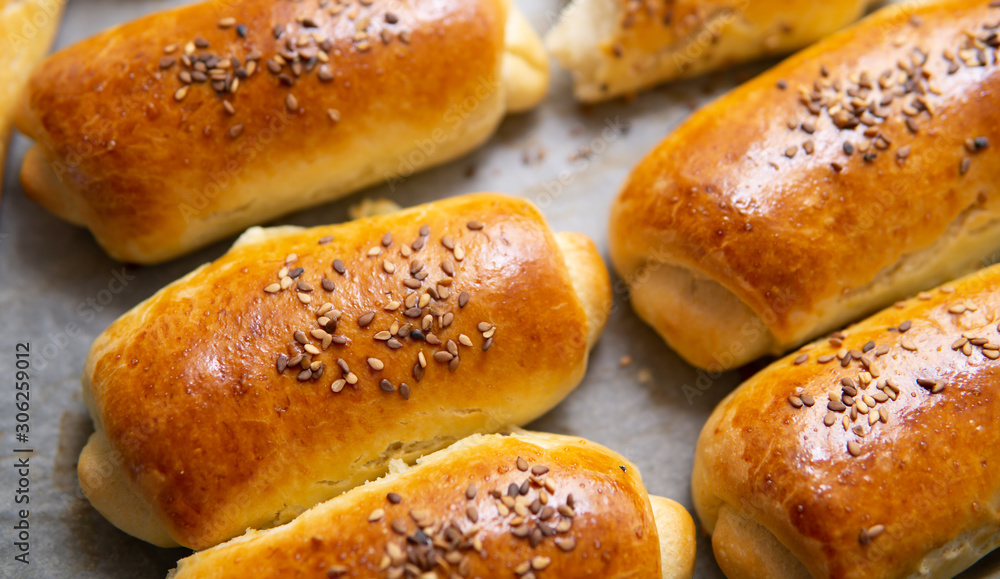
[2,0,1000,577]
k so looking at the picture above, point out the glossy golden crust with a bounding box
[611,0,1000,370]
[546,0,872,102]
[169,431,665,579]
[693,263,1000,579]
[0,0,63,194]
[16,0,547,263]
[79,194,611,550]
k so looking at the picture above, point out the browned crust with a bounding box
[17,0,510,262]
[611,0,1000,351]
[82,194,605,550]
[693,262,1000,579]
[169,432,662,578]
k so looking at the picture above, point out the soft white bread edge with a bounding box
[708,496,1000,579]
[555,231,612,350]
[650,495,698,579]
[544,0,621,102]
[629,205,1000,371]
[502,4,550,113]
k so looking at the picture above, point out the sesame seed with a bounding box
[848,441,862,456]
[386,492,402,504]
[331,379,346,392]
[793,354,808,365]
[382,261,395,274]
[358,312,376,327]
[174,86,190,101]
[465,483,477,500]
[368,357,384,371]
[297,369,312,381]
[390,518,407,535]
[532,556,552,571]
[285,94,298,111]
[368,508,384,522]
[379,379,394,392]
[516,457,529,471]
[467,220,484,230]
[218,17,236,28]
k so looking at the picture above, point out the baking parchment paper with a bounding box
[2,0,999,577]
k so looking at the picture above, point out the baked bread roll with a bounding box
[0,0,63,196]
[78,193,611,550]
[693,263,1000,579]
[609,0,1000,371]
[169,431,697,579]
[15,0,548,264]
[545,0,873,102]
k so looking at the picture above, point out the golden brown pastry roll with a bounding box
[15,0,548,264]
[169,431,697,579]
[546,0,873,102]
[78,193,611,550]
[693,263,1000,579]
[0,0,63,195]
[610,0,1000,371]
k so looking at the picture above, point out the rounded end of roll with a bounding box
[78,430,180,548]
[502,6,550,113]
[649,495,697,579]
[554,231,612,351]
[711,504,811,579]
[20,145,86,226]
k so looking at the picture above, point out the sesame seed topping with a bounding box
[386,492,402,504]
[367,357,384,371]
